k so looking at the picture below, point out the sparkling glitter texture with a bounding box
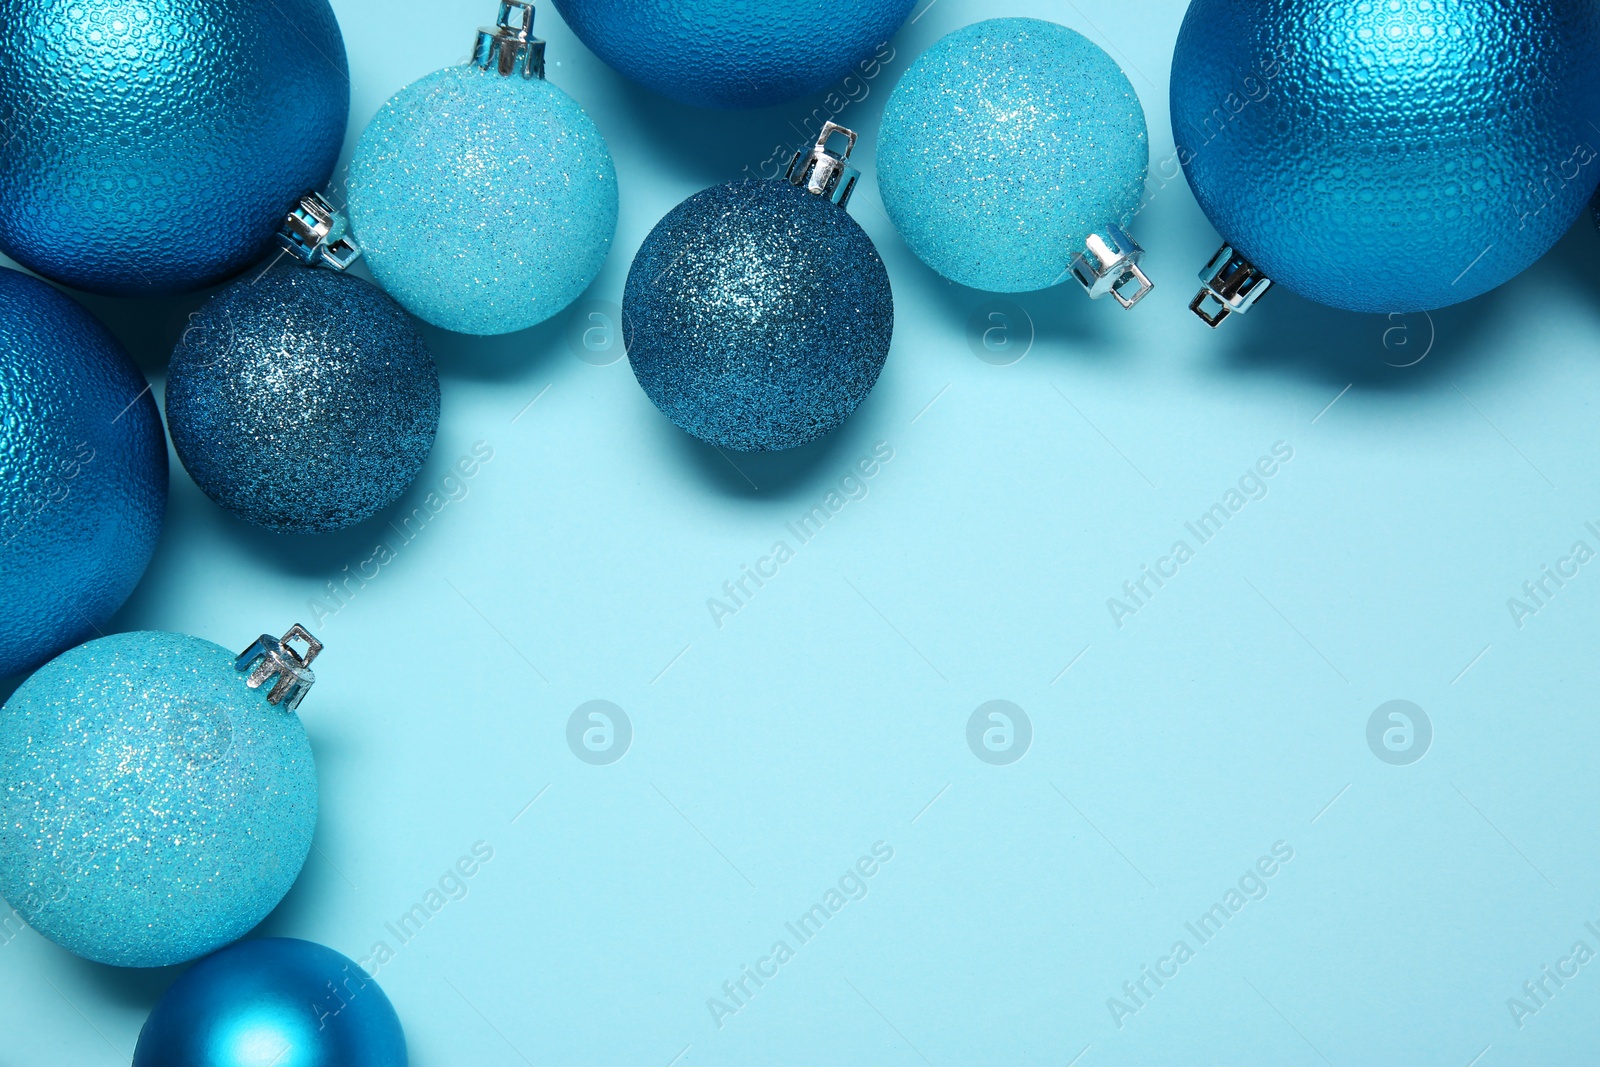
[624,180,894,452]
[1172,0,1600,314]
[0,0,349,297]
[0,268,167,680]
[876,18,1149,294]
[349,64,618,336]
[166,268,440,534]
[0,632,317,968]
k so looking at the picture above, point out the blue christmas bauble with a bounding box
[877,18,1149,294]
[166,268,439,533]
[552,0,916,109]
[0,268,166,680]
[349,64,617,336]
[0,630,319,968]
[1171,0,1600,314]
[0,0,349,297]
[624,180,893,452]
[134,938,407,1067]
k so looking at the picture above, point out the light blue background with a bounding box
[4,1,1600,1064]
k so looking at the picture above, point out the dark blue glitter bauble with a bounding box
[0,0,349,297]
[166,269,439,534]
[0,268,166,680]
[624,180,894,452]
[1171,0,1600,314]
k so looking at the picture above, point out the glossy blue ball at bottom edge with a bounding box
[0,268,166,680]
[624,180,894,452]
[0,0,349,297]
[134,939,406,1067]
[349,64,617,336]
[552,0,916,109]
[0,633,317,968]
[877,18,1149,293]
[1171,0,1600,314]
[166,269,440,533]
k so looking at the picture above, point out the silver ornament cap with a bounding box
[787,121,860,209]
[1069,224,1154,310]
[277,191,360,271]
[475,0,546,80]
[236,624,323,711]
[1191,243,1274,327]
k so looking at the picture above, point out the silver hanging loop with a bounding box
[786,121,860,209]
[277,192,360,271]
[1191,243,1273,327]
[236,625,323,712]
[475,0,546,80]
[1069,224,1154,309]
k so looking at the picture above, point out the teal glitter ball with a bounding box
[0,631,318,968]
[349,64,618,336]
[877,18,1149,293]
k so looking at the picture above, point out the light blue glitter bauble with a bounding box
[348,65,617,336]
[0,632,318,968]
[135,938,407,1067]
[0,268,166,680]
[0,0,349,297]
[625,180,893,452]
[1172,0,1600,314]
[877,19,1149,294]
[166,268,440,533]
[552,0,916,109]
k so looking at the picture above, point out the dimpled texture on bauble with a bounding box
[0,0,349,296]
[349,65,618,336]
[0,268,166,680]
[877,18,1150,293]
[0,632,317,968]
[1171,0,1600,314]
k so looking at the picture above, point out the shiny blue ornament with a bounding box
[877,18,1152,306]
[1173,0,1600,323]
[134,938,407,1067]
[0,268,166,680]
[552,0,916,109]
[0,628,322,968]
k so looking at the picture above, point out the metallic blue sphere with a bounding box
[624,180,894,452]
[0,268,166,680]
[134,938,407,1067]
[0,0,349,297]
[552,0,916,109]
[1171,0,1600,314]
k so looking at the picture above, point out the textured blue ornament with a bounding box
[0,632,317,968]
[0,268,166,680]
[349,64,617,336]
[134,938,407,1067]
[552,0,916,109]
[877,18,1149,293]
[624,180,893,452]
[1171,0,1600,314]
[166,268,440,533]
[0,0,349,297]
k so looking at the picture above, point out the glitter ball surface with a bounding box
[624,180,894,452]
[877,18,1149,294]
[0,632,317,968]
[0,268,167,680]
[349,64,618,336]
[165,268,440,533]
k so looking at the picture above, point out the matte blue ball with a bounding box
[624,180,893,452]
[878,18,1149,293]
[0,0,349,297]
[349,65,618,336]
[134,938,407,1067]
[166,269,439,533]
[0,268,166,680]
[552,0,916,109]
[0,632,317,968]
[1171,0,1600,314]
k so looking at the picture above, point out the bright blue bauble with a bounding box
[877,18,1149,293]
[624,180,894,452]
[0,268,166,680]
[552,0,916,109]
[134,938,407,1067]
[1171,0,1600,314]
[0,632,317,968]
[349,65,617,336]
[0,0,349,297]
